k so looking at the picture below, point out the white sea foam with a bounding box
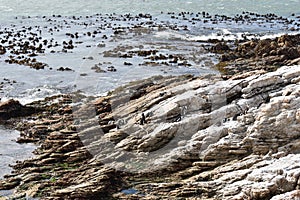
[187,33,237,42]
[258,31,300,40]
[1,86,62,105]
[154,31,188,40]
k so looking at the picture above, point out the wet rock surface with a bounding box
[0,61,299,199]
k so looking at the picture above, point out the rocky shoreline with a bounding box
[0,32,300,199]
[212,34,300,79]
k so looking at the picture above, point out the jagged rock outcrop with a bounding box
[0,65,299,199]
[216,34,300,78]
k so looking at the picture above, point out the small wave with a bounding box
[186,29,300,42]
[154,31,188,40]
[1,85,62,105]
[187,33,237,42]
[154,29,238,42]
[258,31,300,40]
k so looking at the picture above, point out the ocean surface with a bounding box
[0,0,299,103]
[0,0,300,20]
[0,0,300,185]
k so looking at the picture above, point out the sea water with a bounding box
[0,0,299,21]
[0,126,36,179]
[0,0,299,102]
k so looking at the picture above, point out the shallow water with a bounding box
[0,12,222,104]
[1,11,299,104]
[0,126,36,179]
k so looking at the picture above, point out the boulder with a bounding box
[0,99,37,120]
[254,39,275,56]
[211,42,230,53]
[0,45,6,55]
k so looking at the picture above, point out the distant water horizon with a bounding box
[0,0,300,22]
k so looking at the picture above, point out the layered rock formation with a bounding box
[0,62,299,199]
